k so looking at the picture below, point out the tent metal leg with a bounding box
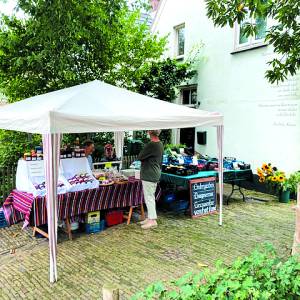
[217,125,224,226]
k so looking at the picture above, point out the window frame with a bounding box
[174,23,185,59]
[233,15,268,52]
[180,85,198,107]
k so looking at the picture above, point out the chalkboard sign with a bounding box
[189,177,217,218]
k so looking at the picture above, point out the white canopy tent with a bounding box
[0,80,224,282]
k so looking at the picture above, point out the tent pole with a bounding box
[42,133,61,283]
[217,125,224,226]
[114,132,125,169]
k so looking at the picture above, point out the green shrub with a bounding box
[132,244,300,300]
[0,130,41,166]
[289,171,300,194]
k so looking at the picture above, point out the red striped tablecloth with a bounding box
[3,180,160,227]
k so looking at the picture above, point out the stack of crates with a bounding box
[85,211,105,234]
[0,208,7,228]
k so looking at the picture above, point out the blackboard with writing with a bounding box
[189,177,217,218]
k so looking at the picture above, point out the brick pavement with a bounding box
[0,188,295,299]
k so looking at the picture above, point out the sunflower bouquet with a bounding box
[257,163,291,191]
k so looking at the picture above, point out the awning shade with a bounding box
[0,80,223,134]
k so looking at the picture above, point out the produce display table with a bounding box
[3,180,159,228]
[160,169,253,204]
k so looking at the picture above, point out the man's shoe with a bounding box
[141,220,157,230]
[139,218,148,225]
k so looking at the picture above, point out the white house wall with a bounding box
[152,0,300,173]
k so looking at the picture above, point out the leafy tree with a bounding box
[0,0,165,101]
[0,0,166,166]
[138,58,196,102]
[137,58,197,144]
[206,0,300,83]
[0,131,40,166]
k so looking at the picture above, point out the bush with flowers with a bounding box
[257,163,291,192]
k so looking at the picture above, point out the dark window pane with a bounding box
[177,27,185,56]
[182,90,190,105]
[191,89,197,104]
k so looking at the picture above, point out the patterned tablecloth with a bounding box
[3,180,159,227]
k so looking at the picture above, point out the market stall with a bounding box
[0,80,223,283]
[4,176,159,236]
[5,141,164,238]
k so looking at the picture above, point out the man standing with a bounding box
[83,140,95,171]
[138,130,164,229]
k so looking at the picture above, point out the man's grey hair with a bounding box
[148,130,161,137]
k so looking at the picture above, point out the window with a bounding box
[235,11,267,51]
[174,24,185,58]
[181,86,197,107]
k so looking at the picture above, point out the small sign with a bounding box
[27,160,45,177]
[104,162,112,169]
[189,177,217,218]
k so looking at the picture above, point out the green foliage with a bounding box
[134,58,196,146]
[0,1,196,165]
[0,0,166,166]
[137,58,196,102]
[165,143,187,150]
[132,244,300,300]
[205,0,300,83]
[0,130,41,166]
[289,171,300,194]
[0,0,166,101]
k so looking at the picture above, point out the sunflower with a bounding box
[266,166,273,174]
[259,177,265,183]
[262,163,268,171]
[258,174,265,181]
[271,176,277,182]
[278,175,285,182]
[257,168,264,176]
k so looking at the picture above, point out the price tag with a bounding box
[104,162,112,169]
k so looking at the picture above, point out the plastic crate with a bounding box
[85,219,106,234]
[0,208,7,228]
[106,211,124,227]
[163,193,176,203]
[100,219,106,231]
[86,211,100,224]
[86,222,101,234]
[169,200,189,212]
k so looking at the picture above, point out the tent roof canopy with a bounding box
[0,80,223,134]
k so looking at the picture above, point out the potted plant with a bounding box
[257,163,291,203]
[278,177,292,203]
[289,171,300,195]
